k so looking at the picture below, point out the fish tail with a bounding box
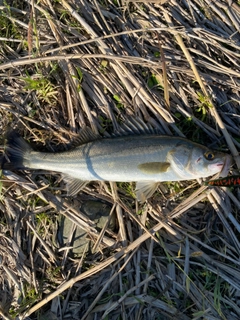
[3,132,33,170]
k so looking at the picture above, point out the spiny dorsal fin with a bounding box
[113,116,158,137]
[72,116,158,147]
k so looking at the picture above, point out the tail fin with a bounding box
[2,132,32,170]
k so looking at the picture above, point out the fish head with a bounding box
[188,147,232,178]
[168,143,232,179]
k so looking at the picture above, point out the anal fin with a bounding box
[62,174,89,196]
[135,181,159,202]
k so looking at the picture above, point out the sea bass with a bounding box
[3,121,232,202]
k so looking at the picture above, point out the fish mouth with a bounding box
[208,155,232,177]
[208,161,224,172]
[219,155,232,178]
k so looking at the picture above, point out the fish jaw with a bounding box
[219,154,232,177]
[207,162,224,175]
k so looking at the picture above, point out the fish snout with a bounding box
[219,154,232,178]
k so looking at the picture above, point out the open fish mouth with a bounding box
[219,155,232,178]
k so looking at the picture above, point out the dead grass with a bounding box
[0,0,240,319]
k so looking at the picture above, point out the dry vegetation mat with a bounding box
[0,0,240,319]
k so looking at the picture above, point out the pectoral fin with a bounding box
[135,181,159,202]
[62,174,89,196]
[138,162,170,174]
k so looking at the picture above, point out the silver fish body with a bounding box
[23,135,227,180]
[4,130,232,201]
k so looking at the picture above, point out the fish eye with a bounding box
[204,151,215,160]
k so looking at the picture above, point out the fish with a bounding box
[2,118,232,202]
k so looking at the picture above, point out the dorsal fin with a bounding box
[72,117,158,147]
[71,127,101,147]
[113,116,158,137]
